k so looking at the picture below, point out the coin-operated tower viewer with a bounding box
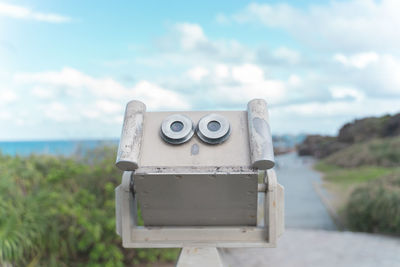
[115,99,284,266]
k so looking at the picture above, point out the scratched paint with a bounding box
[191,143,199,155]
[247,99,275,170]
[116,100,146,171]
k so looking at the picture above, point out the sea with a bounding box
[0,140,119,156]
[0,134,306,157]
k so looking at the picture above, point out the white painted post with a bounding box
[176,247,224,267]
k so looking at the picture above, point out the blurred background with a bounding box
[0,0,399,266]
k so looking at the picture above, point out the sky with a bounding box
[0,0,399,140]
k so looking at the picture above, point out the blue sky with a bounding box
[1,0,399,140]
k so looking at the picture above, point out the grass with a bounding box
[0,147,180,266]
[315,162,395,186]
[315,160,400,234]
[345,169,400,234]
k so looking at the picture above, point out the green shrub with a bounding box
[324,136,400,168]
[345,170,400,234]
[0,147,179,266]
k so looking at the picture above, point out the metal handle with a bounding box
[116,100,146,171]
[247,99,275,170]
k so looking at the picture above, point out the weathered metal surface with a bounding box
[114,99,285,249]
[247,99,275,170]
[177,247,223,267]
[116,100,146,171]
[277,183,285,237]
[115,170,283,248]
[139,110,251,168]
[124,227,274,248]
[134,171,258,226]
[257,183,267,192]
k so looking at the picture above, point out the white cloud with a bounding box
[214,64,229,79]
[81,109,100,119]
[333,52,379,69]
[333,53,400,96]
[227,0,400,52]
[175,23,207,51]
[183,63,287,106]
[141,23,292,106]
[43,102,72,122]
[214,79,285,105]
[187,66,209,81]
[146,22,400,111]
[366,55,400,95]
[330,86,365,101]
[13,67,190,124]
[131,81,189,110]
[215,2,400,100]
[273,97,400,119]
[0,110,11,120]
[3,12,400,139]
[15,67,127,99]
[113,115,124,124]
[273,47,300,65]
[15,67,191,109]
[0,89,17,104]
[31,86,54,99]
[232,64,264,84]
[96,100,122,114]
[269,96,400,135]
[288,75,301,87]
[150,22,254,67]
[0,2,71,23]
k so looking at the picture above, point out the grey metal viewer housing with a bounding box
[114,99,284,248]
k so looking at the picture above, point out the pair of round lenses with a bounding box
[160,114,230,145]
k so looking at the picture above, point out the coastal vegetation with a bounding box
[301,113,400,235]
[346,170,400,234]
[0,146,179,266]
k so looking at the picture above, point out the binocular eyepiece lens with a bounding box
[170,121,184,132]
[197,114,230,144]
[161,114,194,145]
[207,120,221,132]
[161,114,230,145]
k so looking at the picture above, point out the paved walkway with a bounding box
[222,229,400,267]
[223,153,400,267]
[274,152,336,230]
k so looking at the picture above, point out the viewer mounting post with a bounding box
[115,99,284,266]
